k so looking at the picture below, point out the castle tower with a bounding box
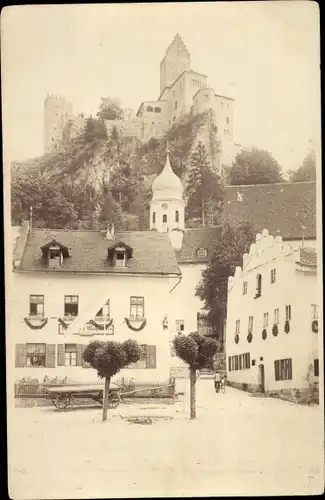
[44,94,73,154]
[150,150,185,249]
[160,34,191,95]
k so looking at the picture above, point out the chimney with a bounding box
[106,223,115,240]
[168,228,184,251]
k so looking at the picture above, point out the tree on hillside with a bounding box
[98,187,124,229]
[11,172,78,228]
[186,141,224,227]
[83,339,141,421]
[173,332,218,419]
[82,117,108,143]
[109,162,144,212]
[97,97,125,121]
[289,150,316,182]
[196,222,255,335]
[229,147,283,185]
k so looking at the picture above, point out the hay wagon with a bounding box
[45,383,121,410]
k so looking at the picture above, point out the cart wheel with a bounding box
[107,394,120,409]
[52,394,71,410]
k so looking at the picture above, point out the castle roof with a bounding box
[151,153,184,201]
[223,182,316,240]
[15,227,180,276]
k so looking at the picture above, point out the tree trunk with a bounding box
[190,368,197,419]
[202,202,205,228]
[102,376,111,422]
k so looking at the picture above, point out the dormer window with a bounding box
[107,241,133,268]
[197,248,208,258]
[115,248,126,268]
[41,239,69,268]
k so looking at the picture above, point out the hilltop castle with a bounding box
[44,34,237,167]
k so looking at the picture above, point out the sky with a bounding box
[2,2,321,170]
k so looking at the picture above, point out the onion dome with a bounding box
[151,153,183,201]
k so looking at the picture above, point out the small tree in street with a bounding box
[173,332,218,419]
[83,339,142,421]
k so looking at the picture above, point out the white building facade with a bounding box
[10,221,181,384]
[226,229,320,401]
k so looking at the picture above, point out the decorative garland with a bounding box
[87,318,113,331]
[24,317,48,330]
[262,329,267,340]
[234,334,239,344]
[124,318,147,331]
[272,324,278,337]
[247,331,253,343]
[58,317,68,330]
[284,320,290,334]
[312,320,318,333]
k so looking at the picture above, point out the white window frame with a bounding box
[176,320,185,333]
[130,297,145,320]
[248,316,254,331]
[29,295,44,317]
[311,304,319,321]
[274,308,279,325]
[64,344,77,366]
[263,312,269,328]
[235,320,240,334]
[285,305,291,321]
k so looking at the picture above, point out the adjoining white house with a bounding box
[226,229,320,402]
[11,221,181,384]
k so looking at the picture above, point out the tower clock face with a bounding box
[161,203,168,210]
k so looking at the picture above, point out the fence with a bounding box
[14,376,175,400]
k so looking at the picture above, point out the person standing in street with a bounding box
[214,371,221,393]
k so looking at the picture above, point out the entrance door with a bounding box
[259,364,265,392]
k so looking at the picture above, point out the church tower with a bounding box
[150,150,185,249]
[160,34,191,95]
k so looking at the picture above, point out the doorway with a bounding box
[259,364,265,393]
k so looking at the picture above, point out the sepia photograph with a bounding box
[2,2,323,498]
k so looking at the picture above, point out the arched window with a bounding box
[152,212,156,224]
[163,214,167,223]
[256,274,262,298]
[175,210,179,222]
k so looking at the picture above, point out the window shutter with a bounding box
[76,344,84,367]
[288,359,292,380]
[81,345,91,368]
[57,344,65,366]
[146,345,156,369]
[46,344,56,368]
[228,357,231,372]
[247,353,250,369]
[274,361,279,381]
[15,344,26,367]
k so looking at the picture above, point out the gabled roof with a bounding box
[17,229,181,276]
[106,240,134,259]
[41,238,70,258]
[175,227,222,264]
[223,182,316,240]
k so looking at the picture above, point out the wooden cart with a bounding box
[45,383,121,410]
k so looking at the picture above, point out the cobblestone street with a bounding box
[9,380,324,498]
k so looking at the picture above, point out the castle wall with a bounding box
[44,95,73,154]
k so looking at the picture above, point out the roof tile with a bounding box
[18,229,181,275]
[223,182,316,240]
